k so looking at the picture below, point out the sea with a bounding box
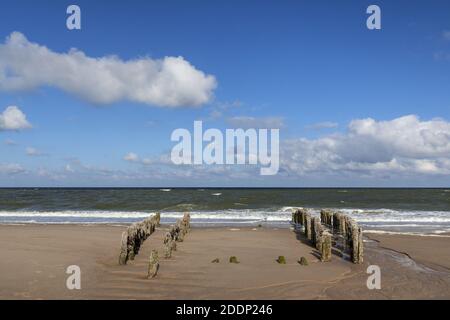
[0,188,449,235]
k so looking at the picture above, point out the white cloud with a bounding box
[282,115,450,177]
[26,147,44,156]
[124,152,139,162]
[226,116,284,129]
[4,114,450,185]
[124,153,172,166]
[306,121,338,130]
[0,106,32,131]
[141,154,172,166]
[0,32,217,107]
[0,163,25,175]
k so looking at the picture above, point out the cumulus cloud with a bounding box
[0,32,217,107]
[282,115,450,177]
[0,106,32,131]
[0,163,25,175]
[226,116,284,129]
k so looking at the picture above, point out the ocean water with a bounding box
[0,188,450,235]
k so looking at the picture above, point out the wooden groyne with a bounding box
[119,212,161,265]
[164,213,190,259]
[119,212,191,279]
[292,209,363,264]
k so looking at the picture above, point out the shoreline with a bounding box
[0,224,448,299]
[1,221,450,237]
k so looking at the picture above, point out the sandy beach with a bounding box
[0,224,449,300]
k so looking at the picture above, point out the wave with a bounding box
[0,207,449,234]
[0,209,290,221]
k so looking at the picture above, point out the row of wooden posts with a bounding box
[148,213,191,278]
[118,212,191,279]
[119,212,161,265]
[163,213,191,259]
[292,208,363,264]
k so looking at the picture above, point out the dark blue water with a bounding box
[0,188,449,234]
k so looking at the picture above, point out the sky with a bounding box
[1,0,450,187]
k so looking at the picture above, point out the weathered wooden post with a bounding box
[164,244,172,259]
[305,212,312,241]
[155,212,161,227]
[147,250,159,279]
[320,231,332,262]
[350,224,364,264]
[183,212,190,232]
[292,210,299,225]
[357,226,364,263]
[311,217,318,246]
[176,220,185,242]
[314,218,323,251]
[339,214,346,236]
[170,238,177,251]
[163,232,172,258]
[332,212,340,232]
[119,231,128,265]
[169,225,178,242]
[300,209,307,226]
[343,216,355,252]
[127,224,137,261]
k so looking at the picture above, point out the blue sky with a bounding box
[1,0,450,187]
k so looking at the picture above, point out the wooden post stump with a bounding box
[305,213,312,241]
[147,250,159,279]
[118,231,128,265]
[314,218,323,251]
[311,217,319,246]
[320,231,332,262]
[350,224,364,264]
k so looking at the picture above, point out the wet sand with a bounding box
[0,224,449,300]
[365,233,450,272]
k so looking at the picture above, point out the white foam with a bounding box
[0,209,290,222]
[0,207,449,234]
